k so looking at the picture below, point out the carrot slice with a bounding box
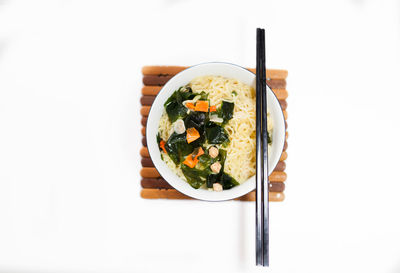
[186,102,195,110]
[186,127,200,143]
[183,147,204,168]
[160,140,167,154]
[209,105,217,112]
[183,156,198,168]
[194,101,209,112]
[196,147,204,157]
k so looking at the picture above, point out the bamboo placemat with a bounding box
[139,66,288,202]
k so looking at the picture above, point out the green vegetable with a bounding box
[181,164,210,189]
[181,85,193,93]
[180,87,196,101]
[218,101,234,124]
[156,133,162,148]
[220,173,239,189]
[197,153,218,169]
[232,91,237,96]
[184,111,206,133]
[206,170,238,190]
[157,133,163,158]
[165,100,188,123]
[164,87,197,122]
[206,174,219,188]
[164,87,194,106]
[184,111,207,147]
[219,149,227,167]
[165,132,193,165]
[205,122,230,145]
[198,91,209,100]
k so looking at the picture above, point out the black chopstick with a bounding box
[255,28,270,267]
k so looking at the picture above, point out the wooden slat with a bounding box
[273,89,288,100]
[142,66,187,76]
[143,76,286,89]
[140,146,288,162]
[141,86,163,96]
[246,68,288,80]
[276,161,286,172]
[140,188,285,202]
[142,66,288,80]
[142,105,287,119]
[140,106,151,116]
[143,75,173,86]
[141,86,288,100]
[142,135,288,152]
[141,157,154,167]
[140,167,160,178]
[235,191,285,202]
[283,141,288,151]
[141,178,285,192]
[140,147,149,157]
[141,178,174,189]
[280,151,287,161]
[141,117,147,127]
[142,136,147,147]
[283,110,288,120]
[279,100,287,110]
[140,96,153,106]
[141,156,286,171]
[140,167,287,182]
[140,95,287,110]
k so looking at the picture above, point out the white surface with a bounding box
[147,62,286,201]
[0,0,400,272]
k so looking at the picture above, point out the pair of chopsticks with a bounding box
[255,28,270,267]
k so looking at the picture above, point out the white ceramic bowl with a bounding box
[146,62,286,201]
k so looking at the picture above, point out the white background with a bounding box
[1,0,400,272]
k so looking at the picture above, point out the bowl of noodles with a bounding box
[146,62,286,201]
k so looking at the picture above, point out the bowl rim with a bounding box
[146,61,286,201]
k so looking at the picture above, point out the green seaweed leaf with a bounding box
[218,101,234,124]
[205,122,229,145]
[181,164,210,189]
[165,132,193,165]
[220,173,239,190]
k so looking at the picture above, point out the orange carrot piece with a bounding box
[182,147,204,168]
[196,147,204,158]
[183,156,198,168]
[194,101,209,112]
[160,140,167,154]
[209,105,217,112]
[186,127,200,143]
[186,102,195,110]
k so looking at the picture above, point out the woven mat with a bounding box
[139,66,288,201]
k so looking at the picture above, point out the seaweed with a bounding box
[165,132,193,165]
[181,164,210,189]
[218,101,234,124]
[164,87,197,123]
[205,122,230,145]
[206,174,219,188]
[165,100,188,123]
[220,173,239,190]
[184,111,207,133]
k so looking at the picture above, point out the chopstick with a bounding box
[255,28,270,267]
